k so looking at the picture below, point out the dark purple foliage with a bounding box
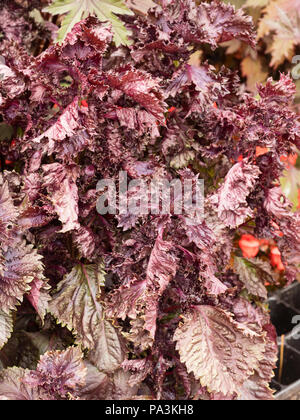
[0,0,299,401]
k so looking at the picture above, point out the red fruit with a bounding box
[81,99,88,108]
[270,247,285,271]
[10,139,16,148]
[5,159,14,166]
[168,106,177,113]
[280,155,287,162]
[212,102,218,109]
[264,281,271,287]
[239,234,260,259]
[288,153,298,166]
[280,153,298,168]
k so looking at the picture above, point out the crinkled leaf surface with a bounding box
[50,264,124,372]
[144,231,178,338]
[23,347,87,399]
[42,163,80,233]
[106,278,147,321]
[191,0,256,48]
[0,241,44,314]
[238,324,277,400]
[216,162,261,228]
[0,367,40,400]
[32,97,79,155]
[174,305,267,397]
[49,263,105,347]
[106,68,166,121]
[27,277,51,322]
[0,348,87,400]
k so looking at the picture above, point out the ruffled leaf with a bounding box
[0,241,44,314]
[42,163,80,233]
[0,367,41,400]
[73,226,96,260]
[174,305,267,397]
[183,0,256,48]
[144,230,178,338]
[216,162,261,228]
[49,264,105,348]
[27,277,51,322]
[121,358,152,387]
[50,263,124,372]
[106,68,166,121]
[32,98,79,156]
[23,347,87,399]
[106,278,147,321]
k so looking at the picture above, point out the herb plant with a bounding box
[0,0,299,400]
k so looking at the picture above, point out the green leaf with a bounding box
[280,167,300,212]
[44,0,134,46]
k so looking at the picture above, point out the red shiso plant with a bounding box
[0,0,299,400]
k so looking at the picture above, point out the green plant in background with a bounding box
[44,0,134,45]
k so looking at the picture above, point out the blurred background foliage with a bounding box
[191,0,300,211]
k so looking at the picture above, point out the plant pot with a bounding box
[269,283,300,400]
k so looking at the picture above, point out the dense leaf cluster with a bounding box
[0,0,299,400]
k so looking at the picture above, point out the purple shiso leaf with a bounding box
[0,0,294,400]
